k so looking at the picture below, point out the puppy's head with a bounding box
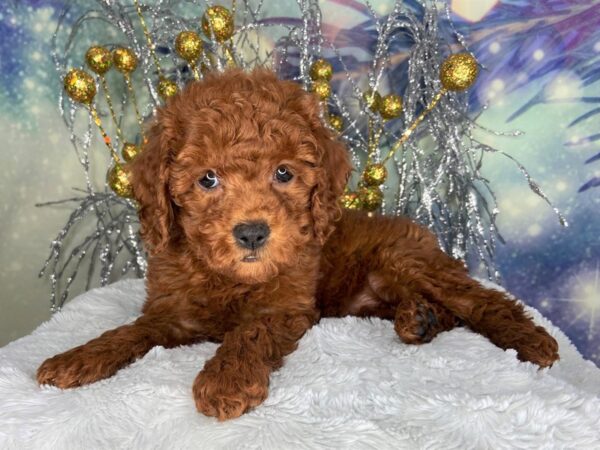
[130,69,351,284]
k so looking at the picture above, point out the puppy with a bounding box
[37,69,559,420]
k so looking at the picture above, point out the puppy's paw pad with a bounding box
[395,302,440,345]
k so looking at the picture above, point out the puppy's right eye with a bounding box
[198,170,219,190]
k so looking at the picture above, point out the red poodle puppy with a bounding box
[37,69,559,420]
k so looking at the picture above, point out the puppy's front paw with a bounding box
[193,359,269,421]
[514,326,559,368]
[37,344,123,388]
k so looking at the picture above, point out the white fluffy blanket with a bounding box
[1,279,599,449]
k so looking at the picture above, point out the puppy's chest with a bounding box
[200,286,285,322]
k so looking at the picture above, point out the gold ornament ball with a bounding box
[329,114,343,132]
[85,46,112,75]
[112,47,138,74]
[122,142,141,162]
[310,59,333,81]
[379,94,403,120]
[440,53,479,91]
[107,164,133,198]
[312,80,331,101]
[358,186,383,211]
[201,5,234,43]
[175,31,203,62]
[363,89,381,112]
[157,78,178,101]
[64,69,96,104]
[362,163,387,186]
[340,191,362,210]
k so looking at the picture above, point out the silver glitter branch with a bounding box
[316,1,565,279]
[37,191,146,311]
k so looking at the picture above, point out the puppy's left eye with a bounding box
[198,170,219,190]
[275,165,293,183]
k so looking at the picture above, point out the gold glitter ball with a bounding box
[440,53,479,91]
[112,47,138,74]
[310,59,333,81]
[201,5,234,43]
[121,142,141,162]
[362,163,387,186]
[107,164,133,198]
[329,114,343,132]
[358,186,383,212]
[379,94,403,120]
[363,89,381,112]
[64,69,96,104]
[157,78,178,101]
[311,79,331,101]
[85,46,112,75]
[340,191,362,210]
[175,31,203,62]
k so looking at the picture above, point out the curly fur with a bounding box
[37,69,559,421]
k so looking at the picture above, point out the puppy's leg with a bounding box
[37,308,215,388]
[193,311,314,421]
[389,253,559,368]
[434,271,559,368]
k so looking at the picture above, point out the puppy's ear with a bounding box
[129,112,177,255]
[288,89,351,244]
[310,127,352,244]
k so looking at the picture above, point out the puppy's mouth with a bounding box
[242,254,259,263]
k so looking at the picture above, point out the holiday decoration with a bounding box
[309,59,333,81]
[340,191,362,210]
[201,5,234,43]
[311,79,331,101]
[107,164,134,198]
[63,69,96,105]
[122,143,141,163]
[40,0,567,312]
[357,186,384,212]
[328,114,343,132]
[85,46,112,75]
[363,89,381,112]
[175,31,203,79]
[362,164,387,187]
[439,52,479,91]
[379,94,403,120]
[157,78,178,101]
[112,47,138,73]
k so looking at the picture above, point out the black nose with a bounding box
[233,221,270,250]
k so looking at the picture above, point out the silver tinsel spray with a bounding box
[40,0,565,311]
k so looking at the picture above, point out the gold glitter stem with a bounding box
[99,75,124,143]
[133,0,164,78]
[383,88,447,163]
[223,42,236,67]
[189,62,200,81]
[89,106,121,165]
[124,74,145,139]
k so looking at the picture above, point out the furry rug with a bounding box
[1,279,599,449]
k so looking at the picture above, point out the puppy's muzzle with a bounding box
[233,221,270,250]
